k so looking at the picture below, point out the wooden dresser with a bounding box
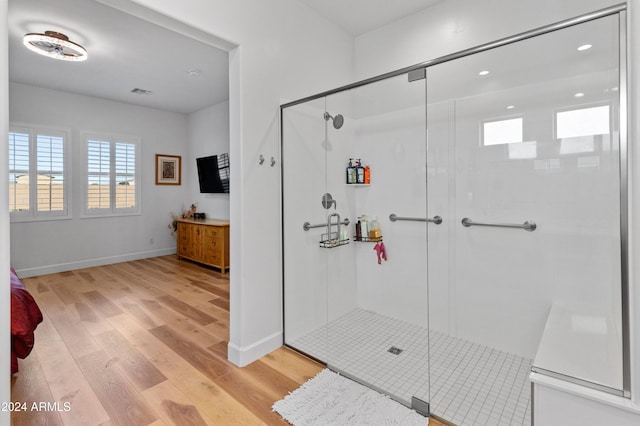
[176,218,230,273]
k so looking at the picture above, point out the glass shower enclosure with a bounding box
[282,7,627,426]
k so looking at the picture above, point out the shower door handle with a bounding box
[389,214,443,225]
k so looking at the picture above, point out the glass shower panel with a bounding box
[323,73,431,410]
[426,14,621,425]
[282,97,330,362]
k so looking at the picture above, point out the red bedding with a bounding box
[10,266,43,374]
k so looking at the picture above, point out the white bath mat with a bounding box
[273,369,429,425]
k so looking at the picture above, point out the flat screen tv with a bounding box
[196,153,229,193]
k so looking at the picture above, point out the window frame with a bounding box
[8,123,71,222]
[82,132,141,218]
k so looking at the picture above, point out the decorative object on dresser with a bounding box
[176,218,230,273]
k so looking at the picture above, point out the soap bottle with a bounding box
[360,215,369,239]
[356,159,365,184]
[346,159,355,184]
[364,165,370,184]
[355,219,362,241]
[369,216,381,240]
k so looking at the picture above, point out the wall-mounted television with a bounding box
[196,153,229,193]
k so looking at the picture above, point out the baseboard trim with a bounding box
[228,331,283,367]
[15,248,176,278]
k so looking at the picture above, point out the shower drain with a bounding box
[388,346,403,355]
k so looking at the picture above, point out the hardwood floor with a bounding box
[11,256,443,425]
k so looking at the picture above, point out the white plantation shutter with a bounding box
[85,134,140,215]
[8,126,69,219]
[36,134,65,212]
[87,139,111,211]
[8,131,30,214]
[115,142,136,209]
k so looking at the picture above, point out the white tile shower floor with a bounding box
[289,309,532,426]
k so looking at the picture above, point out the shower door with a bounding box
[282,71,433,412]
[323,73,431,411]
[425,13,623,426]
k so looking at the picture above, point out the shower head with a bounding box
[324,112,344,129]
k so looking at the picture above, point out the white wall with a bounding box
[0,0,10,422]
[9,82,188,276]
[186,101,230,220]
[123,0,354,366]
[355,0,622,81]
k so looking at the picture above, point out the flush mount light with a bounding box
[506,105,515,110]
[577,44,592,51]
[23,31,87,62]
[574,92,585,98]
[478,70,490,76]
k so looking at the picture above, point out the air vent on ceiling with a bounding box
[131,88,151,95]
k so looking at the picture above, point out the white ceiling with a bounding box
[8,0,229,115]
[8,0,443,114]
[297,0,443,35]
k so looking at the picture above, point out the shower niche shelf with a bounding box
[345,183,371,187]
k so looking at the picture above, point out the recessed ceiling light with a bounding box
[574,92,585,98]
[506,105,515,110]
[577,44,592,51]
[478,70,490,76]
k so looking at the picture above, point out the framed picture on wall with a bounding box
[155,154,181,185]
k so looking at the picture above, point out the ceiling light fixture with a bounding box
[23,31,88,62]
[574,92,585,98]
[506,105,515,110]
[577,44,592,51]
[478,70,490,76]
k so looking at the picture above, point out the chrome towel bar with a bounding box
[303,218,350,231]
[389,214,442,225]
[461,217,537,232]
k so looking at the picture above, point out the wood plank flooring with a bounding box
[11,256,443,425]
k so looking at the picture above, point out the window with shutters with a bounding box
[85,133,140,216]
[8,125,69,221]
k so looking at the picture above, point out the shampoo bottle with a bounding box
[364,165,370,184]
[369,217,381,240]
[356,159,365,184]
[346,159,355,184]
[360,215,369,238]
